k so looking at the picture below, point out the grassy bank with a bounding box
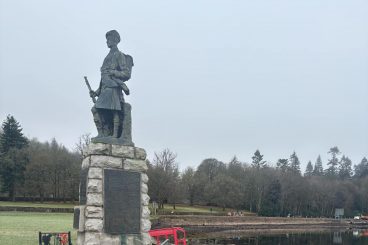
[0,201,249,215]
[161,204,220,213]
[0,201,75,209]
[156,204,245,214]
[0,212,76,245]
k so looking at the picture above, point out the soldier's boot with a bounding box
[112,112,120,138]
[92,106,104,138]
[96,126,104,138]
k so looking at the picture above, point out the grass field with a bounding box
[0,202,252,244]
[0,201,75,209]
[158,204,253,215]
[159,204,239,214]
[0,212,76,245]
[0,201,242,214]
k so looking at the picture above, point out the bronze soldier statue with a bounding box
[87,30,134,145]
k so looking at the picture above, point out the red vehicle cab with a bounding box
[149,227,187,245]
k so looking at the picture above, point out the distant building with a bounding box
[334,208,344,219]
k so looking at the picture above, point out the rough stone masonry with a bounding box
[74,142,151,245]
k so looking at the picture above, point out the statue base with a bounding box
[74,142,151,245]
[91,136,134,146]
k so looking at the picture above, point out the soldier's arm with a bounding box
[112,75,130,95]
[113,53,131,80]
[95,87,101,96]
[95,81,102,96]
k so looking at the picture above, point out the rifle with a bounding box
[84,76,97,103]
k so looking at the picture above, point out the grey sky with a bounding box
[0,0,367,171]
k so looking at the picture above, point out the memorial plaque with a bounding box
[73,208,80,229]
[79,168,88,205]
[104,169,141,234]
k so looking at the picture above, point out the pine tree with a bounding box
[289,151,301,175]
[339,155,352,179]
[305,161,313,177]
[326,146,340,177]
[313,155,323,176]
[0,115,28,152]
[0,115,29,201]
[354,157,368,178]
[276,158,289,173]
[252,150,266,169]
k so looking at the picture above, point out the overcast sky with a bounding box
[0,0,367,171]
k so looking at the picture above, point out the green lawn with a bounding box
[155,203,254,215]
[0,201,251,215]
[0,201,75,209]
[0,212,76,245]
[160,204,224,213]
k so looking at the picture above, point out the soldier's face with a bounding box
[106,36,117,48]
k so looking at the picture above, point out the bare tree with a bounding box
[75,133,91,158]
[147,149,180,209]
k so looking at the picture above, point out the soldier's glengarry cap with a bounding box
[106,30,120,43]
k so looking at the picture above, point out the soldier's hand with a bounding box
[89,91,97,97]
[111,70,120,77]
[125,88,130,95]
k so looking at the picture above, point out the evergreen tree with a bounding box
[305,161,313,177]
[313,155,323,176]
[289,151,301,175]
[1,148,28,200]
[0,115,29,201]
[0,115,28,152]
[252,150,266,169]
[326,146,340,177]
[338,155,352,179]
[276,158,289,173]
[354,157,368,178]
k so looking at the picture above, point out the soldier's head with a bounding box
[106,30,120,48]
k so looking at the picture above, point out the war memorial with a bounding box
[73,30,151,245]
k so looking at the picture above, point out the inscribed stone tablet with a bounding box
[79,169,88,205]
[104,169,141,234]
[73,208,80,229]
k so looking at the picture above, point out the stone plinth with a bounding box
[75,143,151,245]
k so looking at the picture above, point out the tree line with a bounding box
[1,115,367,218]
[148,149,368,217]
[0,115,80,202]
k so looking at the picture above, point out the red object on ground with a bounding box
[149,227,187,245]
[361,216,368,220]
[57,233,69,245]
